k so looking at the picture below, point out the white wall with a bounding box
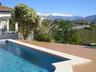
[0,12,11,32]
[0,12,11,17]
[0,20,6,29]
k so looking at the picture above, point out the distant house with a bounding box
[0,5,18,33]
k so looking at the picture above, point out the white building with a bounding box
[0,5,18,33]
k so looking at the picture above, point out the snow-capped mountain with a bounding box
[38,13,96,22]
[38,13,84,20]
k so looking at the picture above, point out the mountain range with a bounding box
[40,14,96,22]
[83,15,96,22]
[45,15,83,20]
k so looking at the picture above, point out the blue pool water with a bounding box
[0,41,69,72]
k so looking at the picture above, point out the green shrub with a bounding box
[78,29,96,44]
[65,30,81,44]
[35,33,54,42]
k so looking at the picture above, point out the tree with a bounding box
[53,20,72,43]
[68,30,81,44]
[90,24,96,31]
[11,4,39,40]
[34,19,56,42]
[52,19,81,44]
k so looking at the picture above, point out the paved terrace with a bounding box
[19,40,96,72]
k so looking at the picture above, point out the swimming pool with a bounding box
[0,40,69,72]
[0,39,91,72]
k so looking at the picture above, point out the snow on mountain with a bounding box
[37,12,84,20]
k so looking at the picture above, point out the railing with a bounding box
[0,29,19,39]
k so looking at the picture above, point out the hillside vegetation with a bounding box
[10,4,96,46]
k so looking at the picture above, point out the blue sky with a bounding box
[1,0,96,16]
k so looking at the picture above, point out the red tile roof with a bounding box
[0,6,12,12]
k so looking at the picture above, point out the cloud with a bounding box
[37,12,73,16]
